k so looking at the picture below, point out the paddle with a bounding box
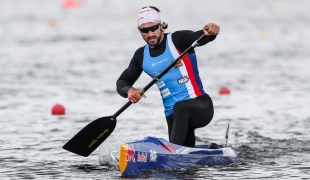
[62,34,207,157]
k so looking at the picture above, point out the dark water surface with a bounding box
[1,0,310,179]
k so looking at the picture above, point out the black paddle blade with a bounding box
[62,116,116,157]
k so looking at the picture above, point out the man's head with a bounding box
[137,6,168,47]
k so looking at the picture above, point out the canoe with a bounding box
[111,136,238,176]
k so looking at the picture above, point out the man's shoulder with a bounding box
[132,46,145,63]
[134,46,145,55]
[171,30,195,37]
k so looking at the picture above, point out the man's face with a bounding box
[139,22,163,47]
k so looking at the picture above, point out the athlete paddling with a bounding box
[116,6,220,147]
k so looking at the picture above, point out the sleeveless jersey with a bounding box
[142,33,206,116]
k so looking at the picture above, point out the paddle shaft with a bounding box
[113,34,207,118]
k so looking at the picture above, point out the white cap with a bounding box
[137,7,161,27]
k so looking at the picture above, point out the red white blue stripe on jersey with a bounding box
[167,34,204,98]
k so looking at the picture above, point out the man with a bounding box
[116,6,220,148]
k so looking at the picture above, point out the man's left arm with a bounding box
[172,23,220,51]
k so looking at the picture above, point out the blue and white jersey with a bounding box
[142,33,206,116]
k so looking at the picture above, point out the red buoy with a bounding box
[219,87,231,95]
[52,104,65,115]
[62,0,79,9]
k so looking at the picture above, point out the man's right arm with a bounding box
[116,48,144,98]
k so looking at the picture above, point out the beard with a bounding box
[145,33,162,47]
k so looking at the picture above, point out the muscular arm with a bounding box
[116,47,144,98]
[172,30,216,52]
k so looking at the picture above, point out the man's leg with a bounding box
[165,115,173,140]
[170,94,214,147]
[183,128,196,147]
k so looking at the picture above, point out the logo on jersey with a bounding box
[177,75,189,84]
[173,60,183,68]
[157,81,165,88]
[149,72,157,77]
[152,58,169,67]
[161,88,171,97]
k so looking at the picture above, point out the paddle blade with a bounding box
[62,116,116,157]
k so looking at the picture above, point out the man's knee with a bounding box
[173,101,187,112]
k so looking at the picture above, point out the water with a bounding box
[1,0,310,179]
